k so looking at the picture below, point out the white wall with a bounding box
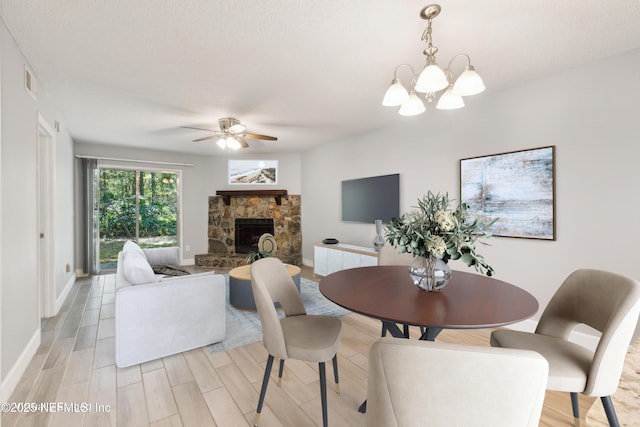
[301,48,640,320]
[73,142,301,263]
[0,19,75,397]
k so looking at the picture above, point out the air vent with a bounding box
[24,66,36,99]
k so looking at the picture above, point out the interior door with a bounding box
[37,116,55,317]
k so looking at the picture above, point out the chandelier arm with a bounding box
[393,63,416,79]
[447,54,471,71]
[442,68,455,82]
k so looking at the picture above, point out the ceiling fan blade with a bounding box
[193,135,218,142]
[237,137,250,148]
[181,125,220,133]
[239,133,278,141]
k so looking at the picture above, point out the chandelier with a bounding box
[382,4,485,115]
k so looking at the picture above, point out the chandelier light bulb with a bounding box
[415,64,449,93]
[452,65,485,96]
[398,91,426,116]
[216,138,227,149]
[436,85,465,110]
[382,79,410,106]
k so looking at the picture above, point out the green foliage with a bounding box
[99,169,177,239]
[246,251,272,264]
[384,191,496,276]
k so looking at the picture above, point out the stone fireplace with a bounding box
[195,191,302,268]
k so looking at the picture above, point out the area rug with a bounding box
[585,338,640,426]
[207,275,351,353]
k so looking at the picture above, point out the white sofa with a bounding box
[115,240,226,367]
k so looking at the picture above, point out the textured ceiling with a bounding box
[1,1,640,154]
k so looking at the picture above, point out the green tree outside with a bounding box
[98,168,178,267]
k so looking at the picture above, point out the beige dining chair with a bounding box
[250,257,342,427]
[366,337,549,427]
[491,269,640,427]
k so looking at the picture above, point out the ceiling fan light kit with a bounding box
[382,4,485,115]
[183,117,277,150]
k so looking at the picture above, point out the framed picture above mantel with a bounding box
[228,159,278,185]
[460,146,556,240]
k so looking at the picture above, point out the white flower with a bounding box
[435,210,455,231]
[405,210,424,224]
[427,235,447,257]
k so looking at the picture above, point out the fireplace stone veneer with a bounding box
[195,194,302,268]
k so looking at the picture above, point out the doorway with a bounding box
[37,115,55,318]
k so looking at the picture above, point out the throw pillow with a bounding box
[123,240,145,255]
[122,250,157,285]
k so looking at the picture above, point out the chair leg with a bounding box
[319,362,328,427]
[601,396,620,427]
[254,355,274,427]
[277,359,285,386]
[332,354,340,394]
[570,392,580,427]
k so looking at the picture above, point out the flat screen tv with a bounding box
[341,173,400,223]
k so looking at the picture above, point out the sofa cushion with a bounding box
[143,246,179,265]
[122,250,157,285]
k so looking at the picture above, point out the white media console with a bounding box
[313,242,378,277]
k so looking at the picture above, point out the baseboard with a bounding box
[505,318,600,351]
[302,257,313,267]
[75,268,89,278]
[55,272,77,314]
[0,328,40,402]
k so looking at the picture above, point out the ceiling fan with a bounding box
[182,117,277,150]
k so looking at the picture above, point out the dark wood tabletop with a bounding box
[319,265,539,330]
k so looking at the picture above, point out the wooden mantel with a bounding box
[216,189,288,205]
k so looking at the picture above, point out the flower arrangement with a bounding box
[384,191,495,276]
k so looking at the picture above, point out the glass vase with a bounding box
[409,255,452,292]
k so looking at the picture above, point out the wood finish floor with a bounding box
[2,268,597,427]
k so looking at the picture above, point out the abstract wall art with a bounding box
[460,146,555,240]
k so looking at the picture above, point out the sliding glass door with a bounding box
[97,167,179,271]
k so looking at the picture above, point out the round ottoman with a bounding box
[229,264,301,310]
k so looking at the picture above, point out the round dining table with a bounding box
[320,265,539,339]
[319,265,539,413]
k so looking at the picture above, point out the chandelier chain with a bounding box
[421,19,439,60]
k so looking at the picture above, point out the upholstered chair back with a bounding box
[250,257,306,360]
[366,338,548,427]
[535,269,640,396]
